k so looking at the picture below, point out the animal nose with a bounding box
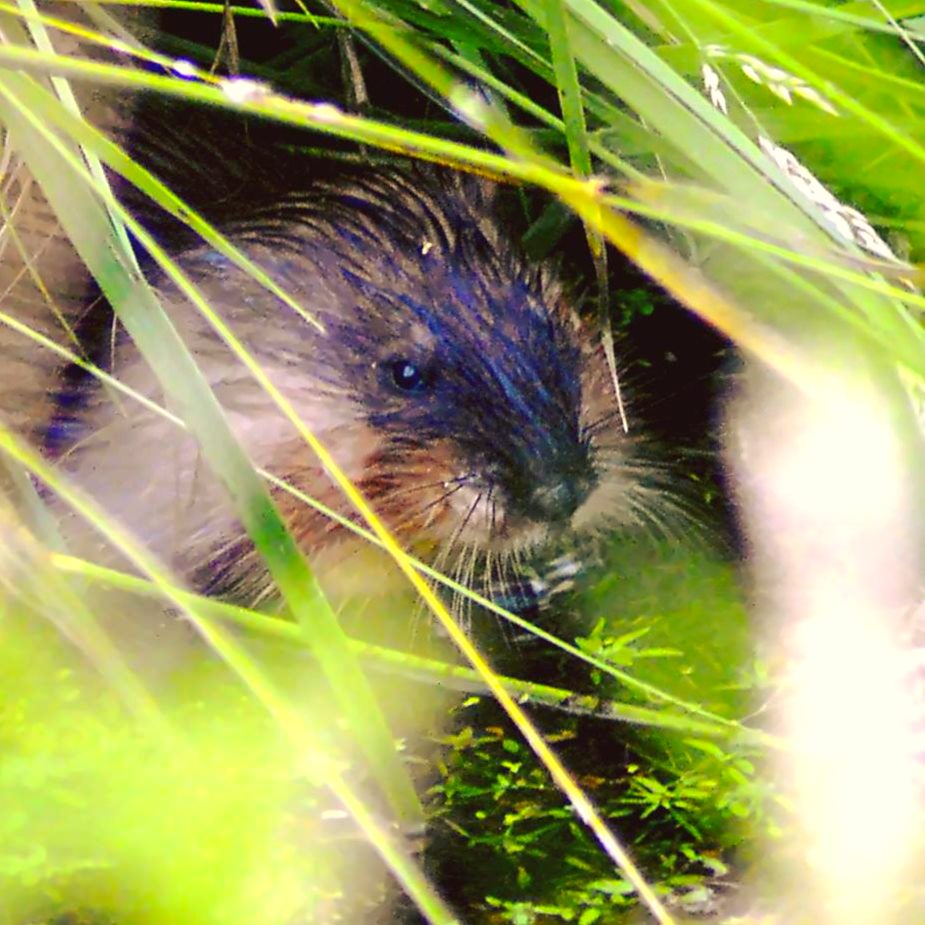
[524,471,595,526]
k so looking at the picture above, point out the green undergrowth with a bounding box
[0,614,310,925]
[0,532,772,925]
[424,534,775,922]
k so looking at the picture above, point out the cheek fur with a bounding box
[271,428,550,563]
[269,431,473,556]
[269,338,647,569]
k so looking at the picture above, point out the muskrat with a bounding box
[31,166,656,611]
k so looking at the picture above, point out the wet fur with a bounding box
[39,168,653,606]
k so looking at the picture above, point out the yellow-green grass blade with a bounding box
[5,39,914,406]
[0,494,171,735]
[49,553,783,749]
[11,0,136,261]
[13,8,915,915]
[0,426,457,925]
[0,65,422,825]
[518,0,870,251]
[273,1,917,383]
[549,1,913,357]
[682,0,925,169]
[0,304,748,730]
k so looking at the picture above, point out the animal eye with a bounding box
[389,358,429,393]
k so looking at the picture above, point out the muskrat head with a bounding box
[59,169,647,603]
[256,170,642,561]
[331,265,595,552]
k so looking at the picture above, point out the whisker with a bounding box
[382,472,477,502]
[412,537,454,643]
[621,480,704,543]
[461,541,480,636]
[512,542,526,581]
[493,548,521,647]
[487,483,498,540]
[428,501,477,631]
[386,484,466,534]
[449,541,472,631]
[451,491,483,552]
[581,408,626,437]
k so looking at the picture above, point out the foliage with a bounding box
[0,0,923,922]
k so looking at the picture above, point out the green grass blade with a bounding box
[0,64,422,825]
[0,425,456,924]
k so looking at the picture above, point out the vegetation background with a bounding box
[0,0,924,923]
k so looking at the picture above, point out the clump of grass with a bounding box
[1,1,924,924]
